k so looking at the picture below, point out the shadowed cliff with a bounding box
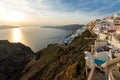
[0,40,34,80]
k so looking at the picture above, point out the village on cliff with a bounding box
[85,13,120,80]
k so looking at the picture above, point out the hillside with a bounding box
[0,30,96,80]
[0,40,34,80]
[19,30,96,80]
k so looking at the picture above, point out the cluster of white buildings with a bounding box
[85,13,120,80]
[63,25,87,45]
[90,13,120,35]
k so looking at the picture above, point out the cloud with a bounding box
[0,0,119,25]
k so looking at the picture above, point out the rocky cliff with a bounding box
[0,40,34,80]
[0,30,96,80]
[20,30,96,80]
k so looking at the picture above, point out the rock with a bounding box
[0,40,34,80]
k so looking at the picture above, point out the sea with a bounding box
[0,27,75,52]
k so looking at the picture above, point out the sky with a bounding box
[0,0,120,26]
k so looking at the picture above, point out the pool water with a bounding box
[94,59,106,66]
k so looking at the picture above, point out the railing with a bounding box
[106,57,120,67]
[87,65,95,80]
[109,70,115,80]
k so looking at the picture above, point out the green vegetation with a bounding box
[20,30,96,80]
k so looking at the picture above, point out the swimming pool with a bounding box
[94,59,106,66]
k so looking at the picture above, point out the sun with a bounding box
[2,11,26,22]
[12,28,21,42]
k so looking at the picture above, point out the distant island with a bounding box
[42,24,84,31]
[0,25,20,29]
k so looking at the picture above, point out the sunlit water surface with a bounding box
[0,27,73,52]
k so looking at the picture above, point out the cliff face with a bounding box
[0,40,34,80]
[0,30,96,80]
[42,24,84,31]
[19,30,96,80]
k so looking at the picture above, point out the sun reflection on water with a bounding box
[12,28,21,42]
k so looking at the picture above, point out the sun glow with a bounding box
[12,28,21,42]
[2,11,26,22]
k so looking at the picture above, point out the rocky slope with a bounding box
[20,30,96,80]
[0,40,34,80]
[0,30,96,80]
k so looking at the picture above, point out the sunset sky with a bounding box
[0,0,120,26]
